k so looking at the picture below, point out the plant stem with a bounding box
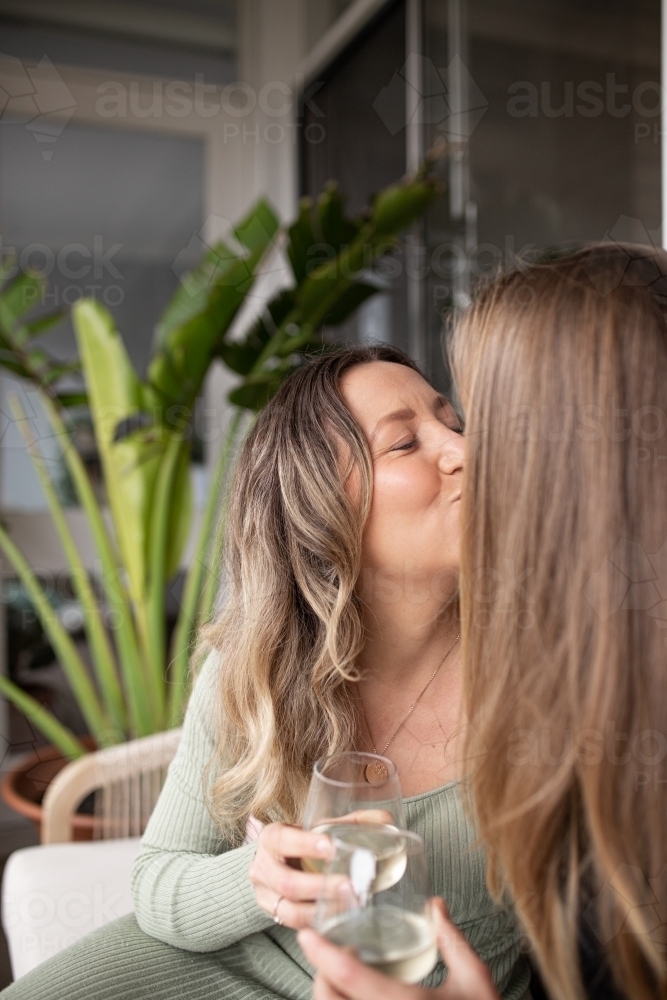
[39,393,154,737]
[11,396,126,739]
[198,413,253,628]
[0,523,112,745]
[146,434,184,728]
[0,676,86,760]
[167,409,244,726]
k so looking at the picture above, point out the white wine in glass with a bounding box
[321,906,437,984]
[313,829,437,985]
[302,822,407,892]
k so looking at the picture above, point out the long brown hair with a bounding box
[204,345,420,843]
[450,244,667,1000]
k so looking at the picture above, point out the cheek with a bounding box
[370,461,438,520]
[362,463,442,569]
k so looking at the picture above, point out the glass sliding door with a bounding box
[300,0,661,390]
[422,0,661,388]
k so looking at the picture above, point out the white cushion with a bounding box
[2,838,141,980]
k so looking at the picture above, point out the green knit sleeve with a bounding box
[130,652,274,952]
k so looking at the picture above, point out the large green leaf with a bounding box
[228,378,283,411]
[154,242,238,344]
[0,272,45,330]
[321,281,380,327]
[267,288,297,327]
[154,196,280,347]
[231,171,441,412]
[371,179,438,236]
[0,676,86,760]
[234,198,280,253]
[216,290,295,375]
[148,313,214,414]
[73,299,163,611]
[0,270,70,380]
[165,441,193,580]
[147,203,279,415]
[218,339,265,376]
[287,198,317,284]
[317,183,363,252]
[294,175,438,327]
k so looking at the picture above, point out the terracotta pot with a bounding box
[2,737,98,842]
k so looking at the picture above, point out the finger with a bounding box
[250,850,328,901]
[261,823,334,861]
[430,900,499,1000]
[313,973,348,1000]
[274,897,317,930]
[253,883,316,929]
[298,929,424,1000]
[251,882,275,915]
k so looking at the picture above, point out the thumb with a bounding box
[430,899,500,1000]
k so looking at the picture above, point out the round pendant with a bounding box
[364,760,389,785]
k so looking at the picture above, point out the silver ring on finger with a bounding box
[273,895,284,925]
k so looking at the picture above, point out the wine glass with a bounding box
[301,751,406,875]
[313,829,437,984]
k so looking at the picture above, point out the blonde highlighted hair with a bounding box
[451,244,667,1000]
[203,345,419,843]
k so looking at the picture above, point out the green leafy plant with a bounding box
[0,170,439,758]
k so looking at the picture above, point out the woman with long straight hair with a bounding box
[301,243,667,1000]
[0,345,530,999]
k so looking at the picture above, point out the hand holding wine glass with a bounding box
[298,898,501,1000]
[250,751,404,929]
[248,822,336,930]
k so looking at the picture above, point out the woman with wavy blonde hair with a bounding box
[301,244,667,1000]
[1,344,530,1000]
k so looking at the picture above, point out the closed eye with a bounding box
[391,439,418,452]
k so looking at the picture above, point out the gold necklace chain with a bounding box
[359,632,461,758]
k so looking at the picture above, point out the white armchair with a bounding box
[2,729,181,981]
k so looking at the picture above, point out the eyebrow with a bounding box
[371,396,449,441]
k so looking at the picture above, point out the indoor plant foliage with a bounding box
[0,171,438,758]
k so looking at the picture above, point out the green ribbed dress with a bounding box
[0,654,531,999]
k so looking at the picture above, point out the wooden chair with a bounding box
[2,729,181,980]
[42,728,182,844]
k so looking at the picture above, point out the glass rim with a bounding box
[312,750,399,788]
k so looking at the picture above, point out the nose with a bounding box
[436,426,464,478]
